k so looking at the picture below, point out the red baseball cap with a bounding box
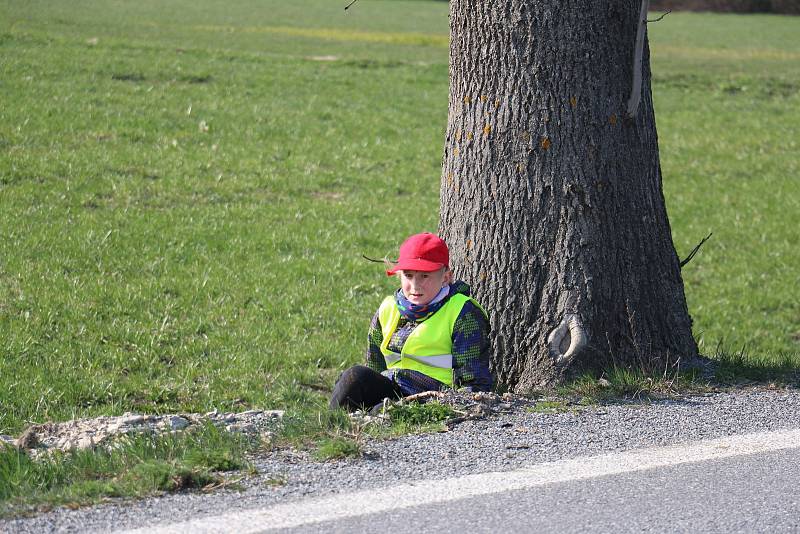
[386,233,450,275]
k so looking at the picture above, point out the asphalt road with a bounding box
[287,447,800,534]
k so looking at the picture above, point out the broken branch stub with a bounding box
[547,314,588,365]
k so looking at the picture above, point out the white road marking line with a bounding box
[117,428,800,534]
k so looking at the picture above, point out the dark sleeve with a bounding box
[451,301,493,391]
[365,309,387,373]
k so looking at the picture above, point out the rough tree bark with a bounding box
[439,1,699,391]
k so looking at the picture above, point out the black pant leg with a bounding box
[329,365,403,411]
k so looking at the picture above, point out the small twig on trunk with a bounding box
[647,10,672,23]
[344,0,359,10]
[680,233,713,268]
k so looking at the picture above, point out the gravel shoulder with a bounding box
[3,387,800,533]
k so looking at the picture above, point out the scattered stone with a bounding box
[8,409,285,459]
[350,389,535,428]
[162,416,190,431]
[470,404,491,418]
[472,391,499,405]
[121,414,145,426]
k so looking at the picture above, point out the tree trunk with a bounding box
[439,0,698,391]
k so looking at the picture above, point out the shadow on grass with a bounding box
[555,345,798,406]
[709,344,800,386]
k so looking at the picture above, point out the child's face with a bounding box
[398,268,451,306]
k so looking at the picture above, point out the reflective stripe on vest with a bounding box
[383,352,453,369]
[377,293,474,388]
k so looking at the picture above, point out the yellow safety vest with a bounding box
[378,293,478,388]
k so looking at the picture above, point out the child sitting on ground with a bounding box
[330,232,492,412]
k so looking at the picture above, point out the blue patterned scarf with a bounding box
[395,285,450,322]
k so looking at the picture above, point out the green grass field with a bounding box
[1,1,799,437]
